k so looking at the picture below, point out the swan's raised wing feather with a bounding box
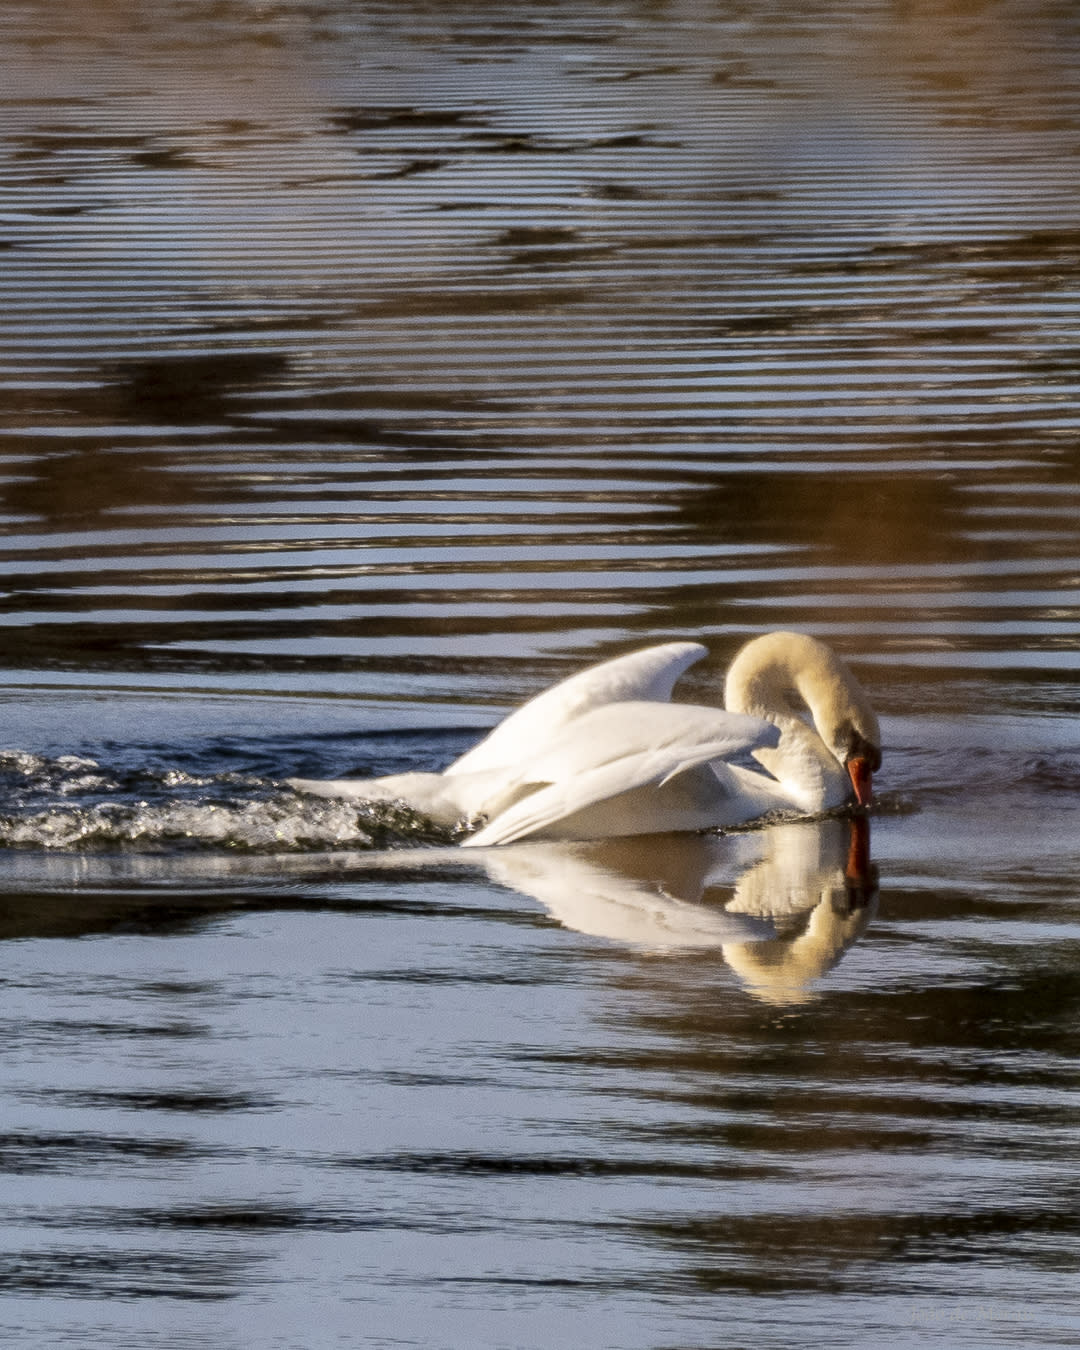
[447,642,707,777]
[461,701,778,848]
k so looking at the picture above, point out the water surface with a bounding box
[2,1,1080,1346]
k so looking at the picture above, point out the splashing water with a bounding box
[0,750,454,852]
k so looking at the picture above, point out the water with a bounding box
[2,0,1080,1345]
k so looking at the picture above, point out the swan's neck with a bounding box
[747,714,852,812]
[723,632,878,812]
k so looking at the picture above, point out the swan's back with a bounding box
[447,641,707,777]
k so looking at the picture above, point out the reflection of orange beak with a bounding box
[847,756,873,807]
[843,814,877,908]
[845,813,871,886]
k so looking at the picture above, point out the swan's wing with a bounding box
[446,641,708,777]
[462,701,778,848]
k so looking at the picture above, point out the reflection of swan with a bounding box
[482,817,878,1003]
[289,633,882,847]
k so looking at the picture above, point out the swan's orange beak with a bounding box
[847,756,874,807]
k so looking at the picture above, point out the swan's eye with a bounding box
[839,724,882,771]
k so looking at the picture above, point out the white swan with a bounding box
[287,631,881,847]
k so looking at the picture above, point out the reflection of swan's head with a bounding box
[725,631,881,806]
[721,887,877,1006]
[722,817,879,1005]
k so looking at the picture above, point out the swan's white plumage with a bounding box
[446,641,708,777]
[461,700,778,847]
[287,632,881,846]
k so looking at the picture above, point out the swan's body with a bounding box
[287,632,881,847]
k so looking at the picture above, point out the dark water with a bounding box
[2,1,1080,1345]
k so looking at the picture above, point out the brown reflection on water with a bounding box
[0,0,1078,700]
[2,355,294,522]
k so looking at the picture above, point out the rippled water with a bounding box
[2,1,1080,1346]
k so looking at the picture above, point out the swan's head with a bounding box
[724,632,882,807]
[831,716,882,807]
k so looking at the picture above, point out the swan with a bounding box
[287,631,881,847]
